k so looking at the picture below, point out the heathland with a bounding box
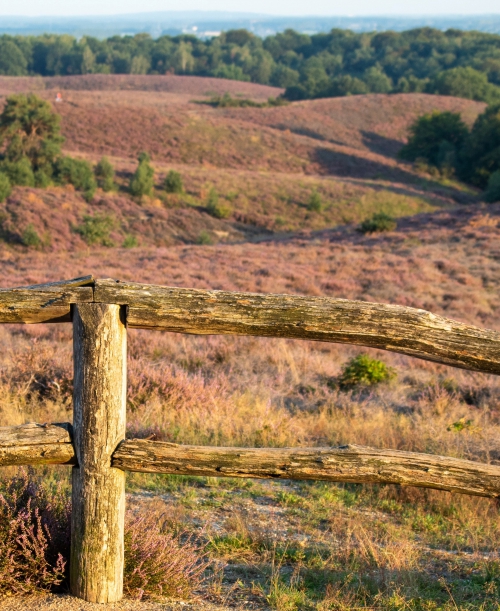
[0,75,499,610]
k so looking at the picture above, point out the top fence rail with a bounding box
[1,275,500,375]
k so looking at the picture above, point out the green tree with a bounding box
[459,103,500,187]
[399,111,469,171]
[0,39,28,76]
[164,170,183,194]
[95,157,115,192]
[129,152,154,197]
[0,94,63,173]
[428,67,500,104]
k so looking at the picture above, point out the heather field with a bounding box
[0,76,499,610]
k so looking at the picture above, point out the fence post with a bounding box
[70,303,127,603]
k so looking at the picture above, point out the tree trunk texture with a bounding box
[94,279,500,375]
[71,303,127,603]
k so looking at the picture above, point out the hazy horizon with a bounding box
[1,3,499,17]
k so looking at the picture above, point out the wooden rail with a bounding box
[1,276,499,603]
[1,424,499,499]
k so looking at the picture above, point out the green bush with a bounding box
[1,157,35,186]
[197,230,213,245]
[485,170,500,203]
[74,213,114,246]
[164,170,183,194]
[129,152,154,197]
[55,156,96,201]
[21,223,42,248]
[34,169,51,188]
[122,234,138,248]
[206,188,232,219]
[359,212,397,234]
[338,354,396,390]
[95,156,115,192]
[0,173,11,202]
[307,190,322,212]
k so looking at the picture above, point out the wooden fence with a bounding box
[1,275,499,603]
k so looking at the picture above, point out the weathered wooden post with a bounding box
[70,303,127,603]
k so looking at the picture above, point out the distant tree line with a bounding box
[1,28,500,103]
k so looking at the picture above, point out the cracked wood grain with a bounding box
[1,424,498,498]
[0,276,94,323]
[95,279,500,375]
[0,422,75,467]
[70,303,126,604]
[112,440,500,499]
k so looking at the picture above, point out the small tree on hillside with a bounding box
[399,111,469,173]
[129,152,154,197]
[0,94,64,173]
[164,170,183,194]
[95,157,115,192]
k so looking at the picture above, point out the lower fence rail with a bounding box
[1,423,499,499]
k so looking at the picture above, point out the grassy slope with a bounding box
[0,78,486,248]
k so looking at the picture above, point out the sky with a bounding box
[1,0,499,16]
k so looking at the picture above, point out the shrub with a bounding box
[0,470,70,595]
[22,223,42,248]
[130,152,154,197]
[122,234,138,248]
[164,170,183,194]
[1,157,35,187]
[34,169,51,188]
[338,354,396,390]
[206,188,232,219]
[307,190,322,212]
[0,471,210,599]
[124,512,209,600]
[485,170,500,203]
[95,156,115,192]
[359,212,397,234]
[55,156,96,201]
[74,213,114,246]
[0,172,11,202]
[197,230,213,245]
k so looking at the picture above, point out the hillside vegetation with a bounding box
[0,78,487,248]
